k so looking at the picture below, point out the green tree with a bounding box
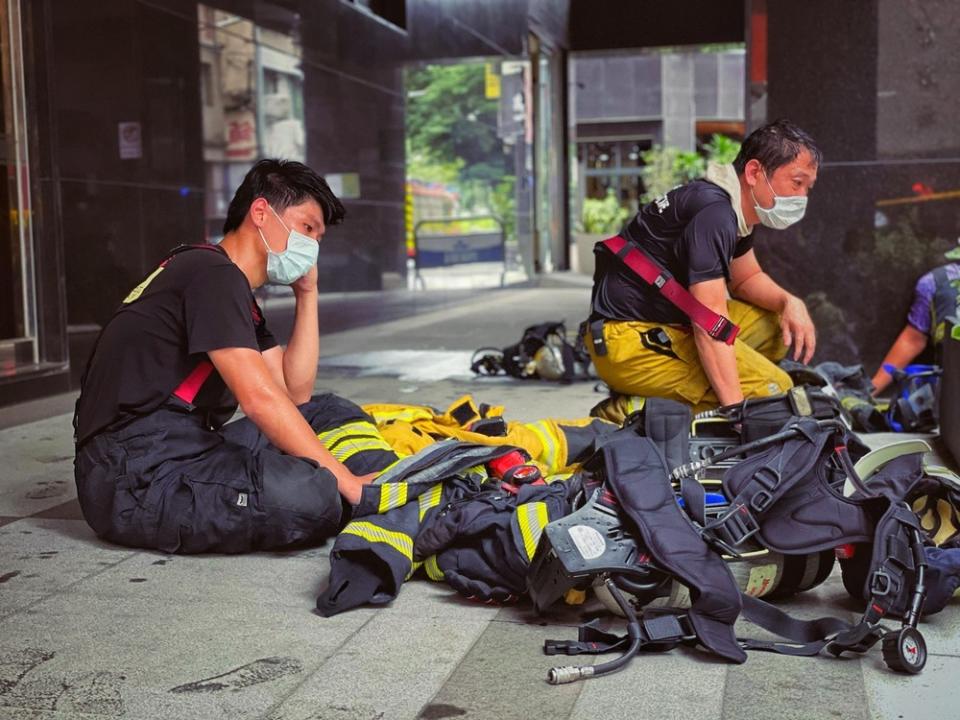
[405,64,509,184]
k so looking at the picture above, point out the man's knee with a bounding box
[298,393,371,432]
[251,453,342,550]
[746,364,793,399]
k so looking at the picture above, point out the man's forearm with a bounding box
[242,384,363,502]
[693,329,743,406]
[283,289,320,403]
[731,271,791,313]
[871,325,928,394]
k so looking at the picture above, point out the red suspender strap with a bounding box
[172,360,214,405]
[167,245,227,406]
[602,235,739,345]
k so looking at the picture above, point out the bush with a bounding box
[581,189,630,235]
[638,133,741,204]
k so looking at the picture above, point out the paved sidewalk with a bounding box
[0,286,957,720]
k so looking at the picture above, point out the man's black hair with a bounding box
[222,158,346,235]
[733,119,822,175]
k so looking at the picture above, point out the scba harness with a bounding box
[470,321,593,383]
[528,396,957,683]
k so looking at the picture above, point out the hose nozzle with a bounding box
[547,665,595,684]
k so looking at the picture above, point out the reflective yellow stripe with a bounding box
[527,421,559,471]
[424,555,445,581]
[365,407,434,425]
[466,464,489,481]
[378,482,409,513]
[627,395,646,414]
[517,501,549,561]
[328,438,395,463]
[317,420,378,440]
[407,560,422,581]
[418,483,444,521]
[317,422,387,450]
[340,521,413,560]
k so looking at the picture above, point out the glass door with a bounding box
[0,0,37,376]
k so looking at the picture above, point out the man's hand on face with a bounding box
[291,263,318,297]
[780,295,816,364]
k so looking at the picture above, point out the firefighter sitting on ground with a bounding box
[586,119,820,414]
[73,159,376,555]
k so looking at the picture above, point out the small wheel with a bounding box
[881,627,927,674]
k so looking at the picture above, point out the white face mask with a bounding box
[257,205,318,285]
[751,171,807,230]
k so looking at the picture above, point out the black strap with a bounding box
[740,593,852,644]
[588,318,608,357]
[544,612,696,657]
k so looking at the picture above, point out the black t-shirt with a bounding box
[74,244,277,446]
[590,179,754,325]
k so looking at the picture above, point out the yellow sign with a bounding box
[404,182,415,255]
[484,63,501,99]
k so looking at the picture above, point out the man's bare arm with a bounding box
[209,346,372,503]
[870,325,928,394]
[689,278,743,406]
[281,265,320,404]
[728,249,816,363]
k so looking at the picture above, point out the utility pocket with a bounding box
[639,327,679,359]
[173,463,256,554]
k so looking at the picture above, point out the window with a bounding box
[345,0,406,31]
[578,138,652,213]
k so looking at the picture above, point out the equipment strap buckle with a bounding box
[709,317,736,343]
[640,612,696,643]
[543,639,601,656]
[748,467,781,513]
[588,319,608,357]
[870,568,894,597]
[825,622,885,657]
[708,502,760,548]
